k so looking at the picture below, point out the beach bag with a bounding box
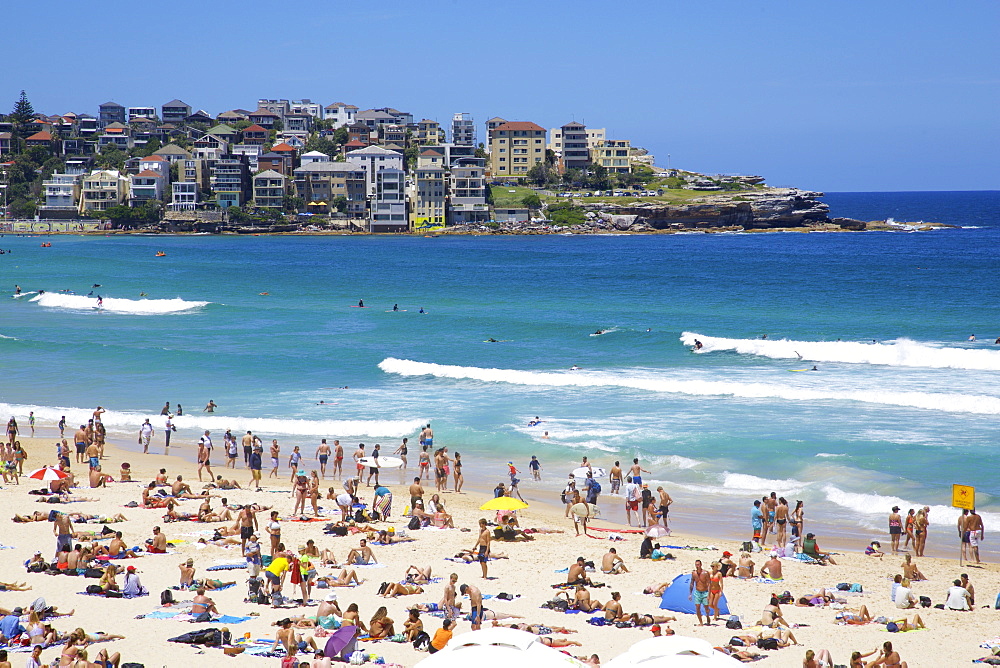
[741,541,753,553]
[591,481,601,494]
[84,568,103,579]
[160,590,175,606]
[729,637,745,647]
[836,583,851,591]
[27,561,48,573]
[369,510,381,521]
[886,622,899,633]
[756,638,779,650]
[86,584,104,594]
[194,611,212,623]
[121,663,144,668]
[105,589,123,598]
[849,583,863,593]
[725,616,742,629]
[408,516,421,531]
[412,631,431,651]
[920,595,932,608]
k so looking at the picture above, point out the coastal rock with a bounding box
[830,217,867,231]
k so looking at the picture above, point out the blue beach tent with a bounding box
[659,573,731,615]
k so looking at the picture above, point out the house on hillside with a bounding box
[161,100,192,124]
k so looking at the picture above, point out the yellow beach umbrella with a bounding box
[479,497,529,511]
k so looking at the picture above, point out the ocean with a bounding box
[2,190,998,558]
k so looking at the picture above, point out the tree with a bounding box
[404,146,418,171]
[333,127,348,146]
[304,136,338,157]
[521,193,542,208]
[332,195,348,213]
[96,145,126,170]
[474,143,487,159]
[585,164,610,191]
[484,183,494,205]
[283,195,304,213]
[9,90,34,128]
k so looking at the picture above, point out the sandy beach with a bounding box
[1,426,996,668]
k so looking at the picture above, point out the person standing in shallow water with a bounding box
[888,506,903,554]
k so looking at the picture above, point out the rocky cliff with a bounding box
[588,189,840,231]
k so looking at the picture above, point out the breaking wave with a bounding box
[680,332,1000,371]
[30,292,209,315]
[377,358,1000,415]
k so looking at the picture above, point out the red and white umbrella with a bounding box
[28,467,68,481]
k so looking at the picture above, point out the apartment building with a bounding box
[292,162,367,216]
[488,121,546,179]
[451,112,474,146]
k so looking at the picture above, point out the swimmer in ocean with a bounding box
[810,366,818,371]
[995,337,1000,345]
[419,307,425,314]
[139,292,147,297]
[569,365,581,371]
[486,338,498,343]
[969,334,976,341]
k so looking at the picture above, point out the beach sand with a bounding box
[1,429,996,667]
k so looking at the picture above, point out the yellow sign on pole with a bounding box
[952,484,975,510]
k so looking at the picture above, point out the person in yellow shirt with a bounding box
[264,545,290,605]
[429,619,453,654]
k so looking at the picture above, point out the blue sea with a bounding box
[2,190,998,558]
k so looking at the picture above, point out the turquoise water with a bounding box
[2,190,999,557]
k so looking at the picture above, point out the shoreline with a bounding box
[5,429,1000,668]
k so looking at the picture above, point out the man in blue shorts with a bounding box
[688,559,711,626]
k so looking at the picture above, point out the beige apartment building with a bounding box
[591,139,632,173]
[488,121,546,179]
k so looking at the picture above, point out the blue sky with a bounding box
[4,0,997,191]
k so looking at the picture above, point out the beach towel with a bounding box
[373,494,392,520]
[78,590,149,599]
[206,563,247,571]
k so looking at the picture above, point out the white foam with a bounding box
[378,358,1000,416]
[667,455,702,470]
[0,402,422,439]
[30,292,209,315]
[815,453,846,458]
[822,485,1000,527]
[0,334,16,340]
[722,472,808,493]
[680,332,1000,372]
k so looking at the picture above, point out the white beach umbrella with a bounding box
[645,525,670,538]
[604,636,744,667]
[414,628,587,668]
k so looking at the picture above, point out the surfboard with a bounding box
[571,466,606,479]
[358,456,403,468]
[349,305,366,308]
[386,310,407,312]
[789,369,809,372]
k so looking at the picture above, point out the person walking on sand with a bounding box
[197,431,214,482]
[460,584,484,630]
[163,414,174,449]
[333,439,344,478]
[708,561,724,621]
[288,446,303,482]
[888,506,903,554]
[242,431,254,467]
[688,559,711,626]
[316,439,331,478]
[138,419,154,454]
[958,509,970,562]
[473,518,491,579]
[74,424,89,465]
[657,486,673,529]
[609,461,622,495]
[269,440,281,478]
[249,445,263,490]
[418,445,431,480]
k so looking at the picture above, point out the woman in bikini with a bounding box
[835,605,873,625]
[453,452,464,493]
[737,552,755,579]
[759,596,789,627]
[849,649,880,668]
[900,554,926,581]
[790,500,804,547]
[775,497,789,547]
[903,509,916,549]
[368,606,394,639]
[708,561,724,621]
[309,471,321,516]
[913,508,928,557]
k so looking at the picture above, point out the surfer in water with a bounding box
[96,295,103,308]
[693,339,703,350]
[810,366,818,371]
[968,334,976,341]
[569,365,581,371]
[358,299,364,308]
[594,330,605,336]
[486,338,499,343]
[418,307,425,314]
[392,304,399,311]
[14,285,21,295]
